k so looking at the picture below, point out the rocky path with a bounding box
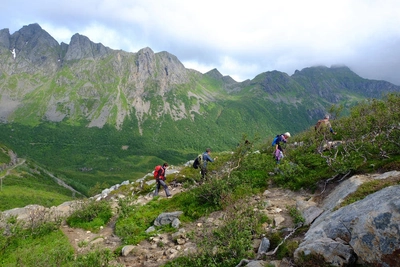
[61,183,309,267]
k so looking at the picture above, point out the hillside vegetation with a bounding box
[0,93,399,266]
[2,24,400,197]
[0,150,82,211]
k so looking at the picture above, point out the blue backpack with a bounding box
[271,135,279,146]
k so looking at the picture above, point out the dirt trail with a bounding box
[0,158,25,179]
[61,184,308,267]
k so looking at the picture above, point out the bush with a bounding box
[268,94,400,191]
[66,200,112,232]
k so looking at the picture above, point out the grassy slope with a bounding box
[1,94,399,266]
[0,230,75,267]
[3,61,395,197]
[0,158,80,211]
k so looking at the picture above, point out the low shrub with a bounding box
[66,199,112,232]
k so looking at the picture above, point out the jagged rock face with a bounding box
[1,23,400,133]
[130,48,189,92]
[0,28,11,50]
[64,33,112,60]
[6,23,60,74]
[0,24,198,129]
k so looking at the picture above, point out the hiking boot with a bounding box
[167,195,172,199]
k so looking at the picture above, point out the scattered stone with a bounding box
[257,237,270,255]
[121,245,135,256]
[146,226,156,233]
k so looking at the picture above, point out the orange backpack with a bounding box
[153,165,163,179]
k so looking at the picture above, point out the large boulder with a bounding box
[295,185,400,266]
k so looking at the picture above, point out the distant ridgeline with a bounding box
[1,23,400,189]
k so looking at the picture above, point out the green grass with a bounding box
[115,189,221,245]
[337,176,400,210]
[0,225,119,267]
[0,230,74,267]
[0,163,78,211]
[0,145,11,163]
[0,185,73,211]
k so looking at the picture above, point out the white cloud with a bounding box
[40,23,73,44]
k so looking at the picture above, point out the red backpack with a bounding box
[153,165,164,179]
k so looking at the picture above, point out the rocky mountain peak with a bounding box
[64,33,112,61]
[205,68,237,84]
[205,68,223,79]
[10,23,59,56]
[0,28,10,49]
[0,23,60,74]
[135,47,156,75]
[133,47,189,86]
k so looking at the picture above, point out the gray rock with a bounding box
[64,33,112,61]
[295,185,400,266]
[171,218,181,228]
[146,180,156,186]
[121,180,130,186]
[257,237,270,255]
[145,226,156,233]
[154,211,183,226]
[314,174,371,225]
[172,228,187,245]
[121,245,135,256]
[295,237,356,266]
[373,170,400,180]
[296,199,323,226]
[245,260,268,267]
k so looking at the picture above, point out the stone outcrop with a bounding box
[295,171,400,267]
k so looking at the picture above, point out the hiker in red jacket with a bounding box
[154,162,172,198]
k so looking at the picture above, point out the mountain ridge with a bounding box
[1,23,400,180]
[1,23,400,132]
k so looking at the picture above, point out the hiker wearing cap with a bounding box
[315,115,336,135]
[154,162,172,198]
[274,132,291,164]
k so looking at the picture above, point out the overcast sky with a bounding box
[2,0,400,85]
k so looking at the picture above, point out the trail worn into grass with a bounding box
[61,183,309,267]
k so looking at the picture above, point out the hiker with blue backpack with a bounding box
[272,132,291,164]
[201,148,217,179]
